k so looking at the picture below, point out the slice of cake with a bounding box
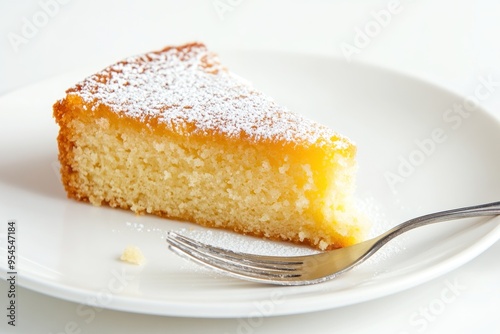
[53,42,367,250]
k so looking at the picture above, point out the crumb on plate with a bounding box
[120,245,145,265]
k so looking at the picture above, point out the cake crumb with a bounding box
[120,245,145,265]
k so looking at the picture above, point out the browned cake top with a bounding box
[67,42,352,149]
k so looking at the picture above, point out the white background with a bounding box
[1,0,500,333]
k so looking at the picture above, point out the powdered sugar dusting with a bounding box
[353,196,406,274]
[67,43,352,148]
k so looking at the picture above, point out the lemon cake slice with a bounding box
[53,42,367,250]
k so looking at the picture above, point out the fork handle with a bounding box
[375,201,500,250]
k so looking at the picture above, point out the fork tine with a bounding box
[173,232,305,265]
[168,232,304,267]
[166,232,304,283]
[168,242,302,281]
[167,232,303,273]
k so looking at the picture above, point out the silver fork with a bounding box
[166,201,500,285]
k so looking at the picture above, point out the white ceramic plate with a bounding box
[1,50,500,318]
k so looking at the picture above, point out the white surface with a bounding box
[1,0,500,333]
[1,51,500,320]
